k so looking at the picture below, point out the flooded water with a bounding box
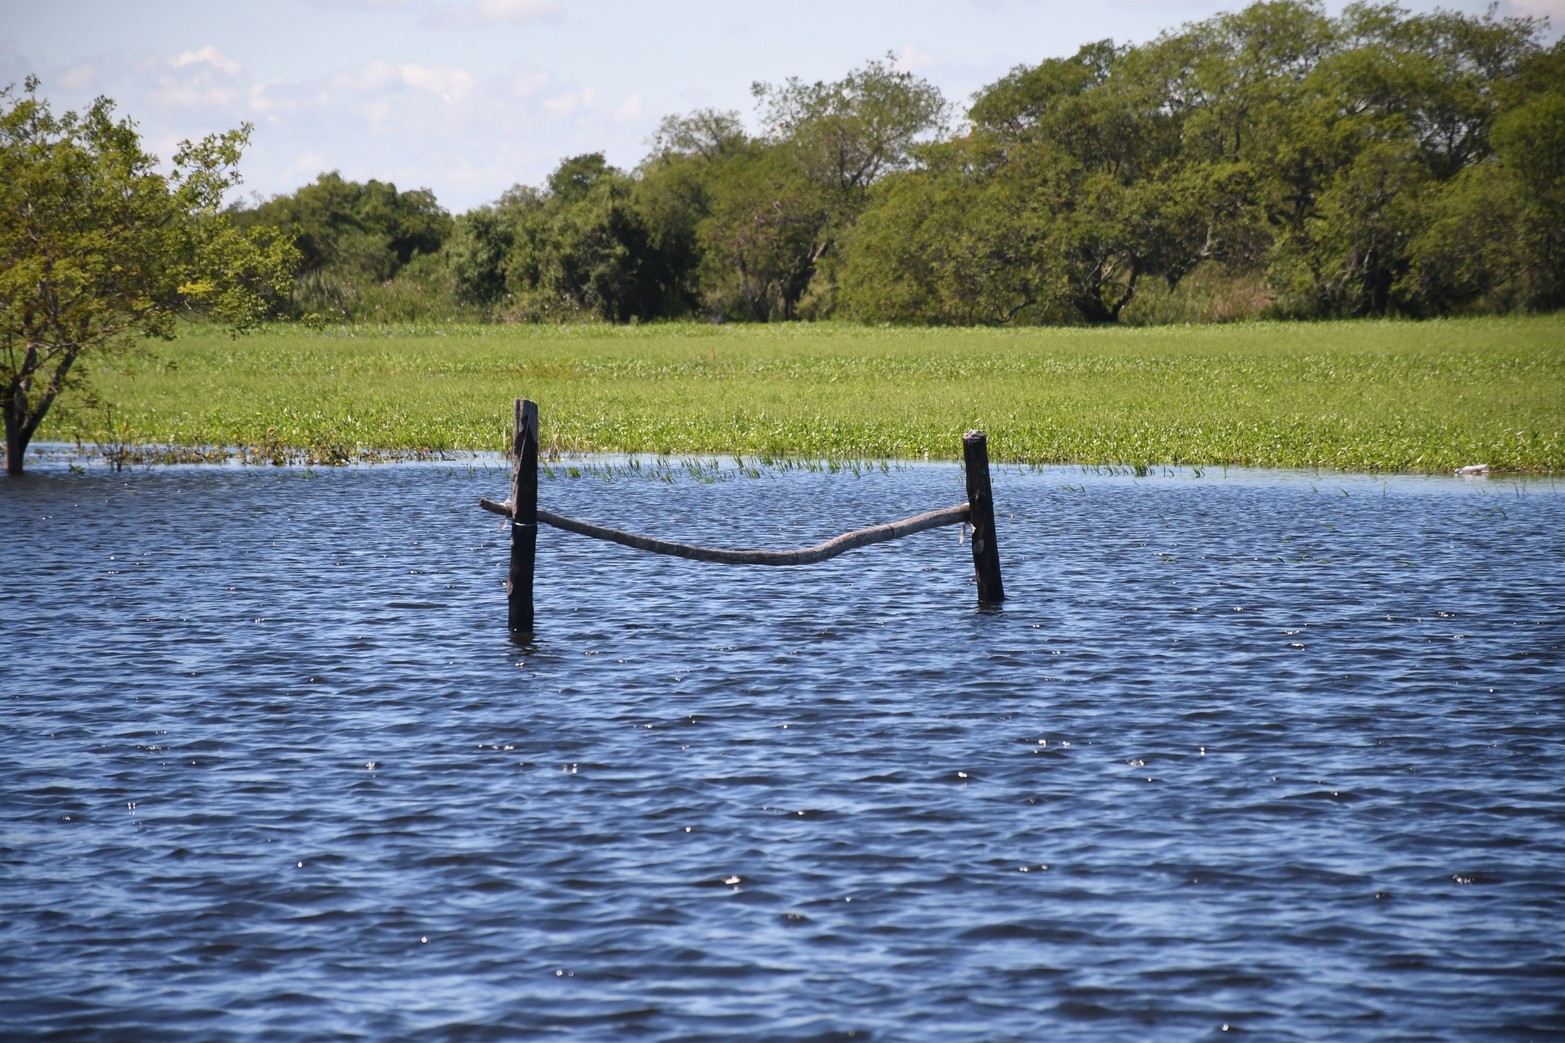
[3,453,1562,1041]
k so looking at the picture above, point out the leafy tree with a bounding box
[853,0,1551,325]
[694,143,827,321]
[838,136,1056,325]
[753,54,948,198]
[1488,54,1565,309]
[745,56,948,316]
[945,41,1187,322]
[647,108,749,162]
[503,155,669,322]
[633,111,752,318]
[1,78,296,473]
[446,185,542,310]
[233,171,453,318]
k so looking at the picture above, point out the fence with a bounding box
[479,399,1003,633]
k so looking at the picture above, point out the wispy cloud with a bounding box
[398,63,477,103]
[151,47,246,111]
[542,87,596,116]
[331,60,475,103]
[431,0,560,26]
[60,63,97,91]
[892,44,939,74]
[614,92,648,123]
[512,69,551,97]
[172,45,242,76]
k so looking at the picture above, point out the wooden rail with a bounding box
[481,497,971,565]
[482,399,1003,634]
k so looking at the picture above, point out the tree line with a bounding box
[5,0,1560,472]
[230,0,1564,326]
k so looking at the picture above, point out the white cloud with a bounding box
[614,91,648,123]
[893,44,939,74]
[432,0,560,26]
[172,45,242,76]
[332,60,475,103]
[399,63,475,103]
[512,69,551,97]
[336,59,401,93]
[156,83,242,110]
[476,0,558,18]
[542,87,596,116]
[1505,0,1565,18]
[60,63,96,91]
[284,151,331,182]
[307,0,415,8]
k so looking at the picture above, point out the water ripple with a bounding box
[2,459,1562,1040]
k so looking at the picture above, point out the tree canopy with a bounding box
[222,3,1562,327]
[1,77,297,473]
[840,1,1558,324]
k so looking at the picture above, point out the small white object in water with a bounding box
[1457,464,1489,476]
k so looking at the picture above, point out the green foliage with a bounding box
[841,0,1553,325]
[503,155,676,323]
[746,55,949,317]
[20,4,1555,342]
[0,77,297,473]
[838,136,1059,324]
[233,170,454,320]
[752,53,949,198]
[693,143,827,321]
[68,317,1565,475]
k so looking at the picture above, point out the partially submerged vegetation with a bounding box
[46,316,1565,475]
[9,3,1564,475]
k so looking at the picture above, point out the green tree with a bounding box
[503,155,669,322]
[1,78,296,474]
[1487,55,1565,309]
[446,185,542,310]
[234,171,453,318]
[932,40,1188,323]
[746,55,948,316]
[633,109,752,317]
[838,136,1056,325]
[694,143,826,320]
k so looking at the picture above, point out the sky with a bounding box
[3,0,1561,215]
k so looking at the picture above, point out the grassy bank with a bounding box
[51,316,1564,473]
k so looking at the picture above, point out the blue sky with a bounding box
[3,0,1560,214]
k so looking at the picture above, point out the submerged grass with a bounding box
[50,315,1565,473]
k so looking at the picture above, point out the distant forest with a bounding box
[229,0,1565,326]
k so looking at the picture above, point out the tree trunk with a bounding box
[4,404,28,475]
[4,345,76,475]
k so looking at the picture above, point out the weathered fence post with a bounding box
[480,403,1007,624]
[508,399,539,633]
[963,430,1004,604]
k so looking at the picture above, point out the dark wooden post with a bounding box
[963,430,1004,604]
[508,399,539,633]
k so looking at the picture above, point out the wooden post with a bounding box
[963,430,1004,604]
[508,399,539,633]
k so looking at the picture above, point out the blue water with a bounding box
[3,455,1562,1041]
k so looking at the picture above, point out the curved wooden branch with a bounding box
[479,497,971,566]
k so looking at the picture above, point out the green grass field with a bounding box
[52,316,1565,473]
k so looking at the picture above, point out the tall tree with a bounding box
[634,110,751,318]
[503,154,670,322]
[695,143,827,321]
[839,135,1056,325]
[746,55,948,316]
[1,78,296,473]
[233,171,453,318]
